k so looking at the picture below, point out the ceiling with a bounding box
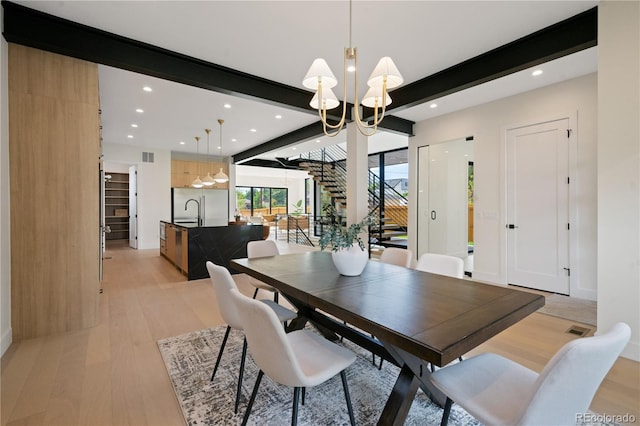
[10,1,598,162]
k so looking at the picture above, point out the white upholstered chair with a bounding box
[205,261,296,414]
[229,288,357,426]
[430,322,631,426]
[415,253,464,278]
[379,247,413,268]
[246,239,280,302]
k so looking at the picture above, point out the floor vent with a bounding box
[566,325,592,337]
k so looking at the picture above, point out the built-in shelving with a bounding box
[105,172,129,240]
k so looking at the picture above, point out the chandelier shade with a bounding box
[302,58,338,90]
[362,86,392,108]
[367,57,403,89]
[310,87,340,110]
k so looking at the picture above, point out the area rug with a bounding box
[538,293,597,326]
[157,326,481,425]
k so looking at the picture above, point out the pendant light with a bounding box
[202,128,215,186]
[191,136,204,188]
[213,119,229,183]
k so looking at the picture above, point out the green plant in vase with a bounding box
[319,204,377,252]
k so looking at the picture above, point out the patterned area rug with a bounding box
[157,326,482,426]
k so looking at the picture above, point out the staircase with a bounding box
[295,145,408,247]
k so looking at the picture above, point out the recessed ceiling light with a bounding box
[131,124,138,128]
[316,139,321,143]
[430,103,438,109]
[275,115,282,119]
[231,138,237,142]
[250,129,257,133]
[135,108,144,113]
[292,147,297,150]
[532,69,543,76]
[347,65,356,73]
[217,146,221,150]
[179,141,185,145]
[224,104,231,109]
[127,135,133,139]
[143,86,152,92]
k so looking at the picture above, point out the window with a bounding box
[236,186,288,217]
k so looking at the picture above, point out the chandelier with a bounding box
[302,0,403,137]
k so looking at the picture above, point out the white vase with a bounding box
[331,244,369,276]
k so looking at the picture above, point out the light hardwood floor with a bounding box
[2,241,638,425]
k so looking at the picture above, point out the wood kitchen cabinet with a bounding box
[171,159,229,189]
[181,229,189,273]
[165,223,176,264]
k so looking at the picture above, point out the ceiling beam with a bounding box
[232,122,326,163]
[1,0,351,122]
[381,6,598,113]
[2,1,596,157]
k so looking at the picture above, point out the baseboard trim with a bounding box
[1,326,12,357]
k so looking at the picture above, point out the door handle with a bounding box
[506,224,518,229]
[430,210,437,220]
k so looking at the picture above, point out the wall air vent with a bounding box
[142,152,155,163]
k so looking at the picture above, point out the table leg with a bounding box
[377,364,419,426]
[382,342,449,408]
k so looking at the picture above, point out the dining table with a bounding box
[231,251,545,425]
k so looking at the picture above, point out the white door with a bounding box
[417,139,473,259]
[129,165,137,249]
[506,119,570,294]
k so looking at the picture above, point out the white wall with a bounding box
[102,143,171,250]
[0,21,12,356]
[597,1,639,361]
[235,165,310,214]
[409,73,598,301]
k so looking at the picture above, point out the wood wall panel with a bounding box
[8,44,100,340]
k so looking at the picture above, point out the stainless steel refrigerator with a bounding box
[171,188,229,227]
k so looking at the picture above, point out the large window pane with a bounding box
[253,187,270,216]
[271,188,287,215]
[236,187,251,217]
[237,186,288,217]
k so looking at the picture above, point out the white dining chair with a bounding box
[379,247,413,268]
[229,288,357,426]
[430,322,631,426]
[415,253,464,278]
[205,261,297,414]
[246,240,280,302]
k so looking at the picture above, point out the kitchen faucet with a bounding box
[184,198,202,227]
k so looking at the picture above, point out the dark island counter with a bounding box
[160,221,264,280]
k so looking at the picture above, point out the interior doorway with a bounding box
[506,118,570,294]
[417,137,474,262]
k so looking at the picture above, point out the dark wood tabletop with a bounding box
[231,251,544,424]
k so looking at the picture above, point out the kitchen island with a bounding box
[160,221,264,280]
